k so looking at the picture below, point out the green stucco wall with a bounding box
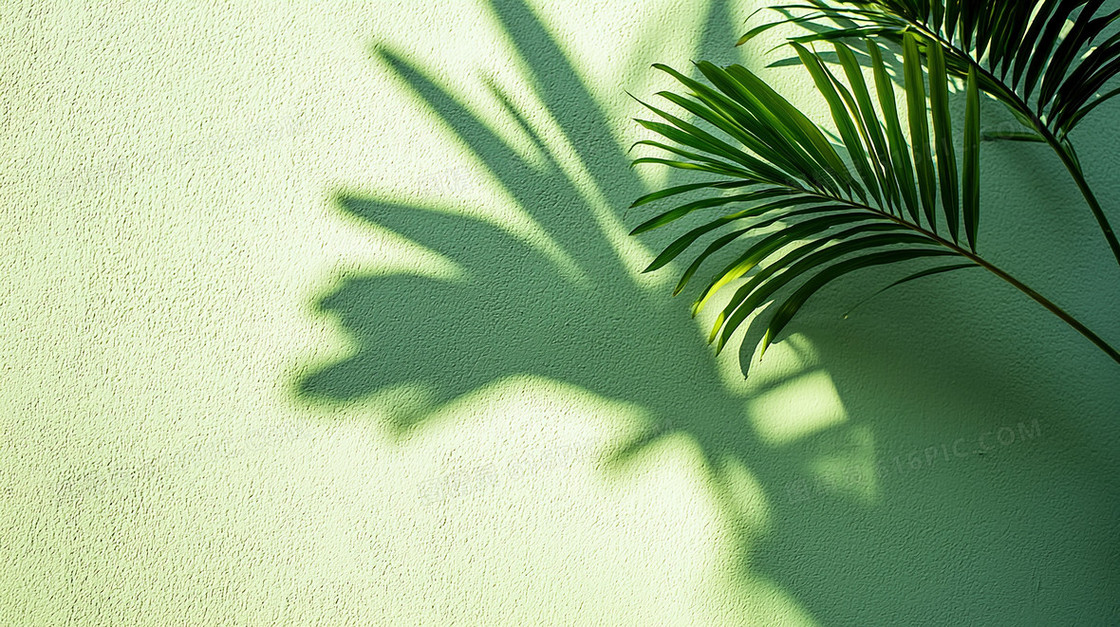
[3,0,1118,624]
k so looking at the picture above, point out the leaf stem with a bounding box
[1051,143,1120,268]
[801,191,1120,365]
[952,242,1120,366]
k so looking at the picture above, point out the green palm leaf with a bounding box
[631,41,1120,365]
[632,41,981,358]
[758,0,1120,138]
[749,0,1120,267]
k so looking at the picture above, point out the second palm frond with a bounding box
[740,0,1120,268]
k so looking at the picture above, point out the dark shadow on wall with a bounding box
[293,0,1120,623]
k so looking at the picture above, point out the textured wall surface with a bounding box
[3,0,1119,624]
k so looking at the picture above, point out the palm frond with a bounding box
[747,0,1120,139]
[631,37,988,358]
[748,0,1120,266]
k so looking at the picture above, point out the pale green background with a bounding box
[3,0,1119,624]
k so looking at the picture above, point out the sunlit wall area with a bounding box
[3,0,1118,624]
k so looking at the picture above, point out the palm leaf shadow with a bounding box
[292,0,1120,623]
[294,0,820,597]
[297,0,778,452]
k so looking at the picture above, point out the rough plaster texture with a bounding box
[2,0,1119,624]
